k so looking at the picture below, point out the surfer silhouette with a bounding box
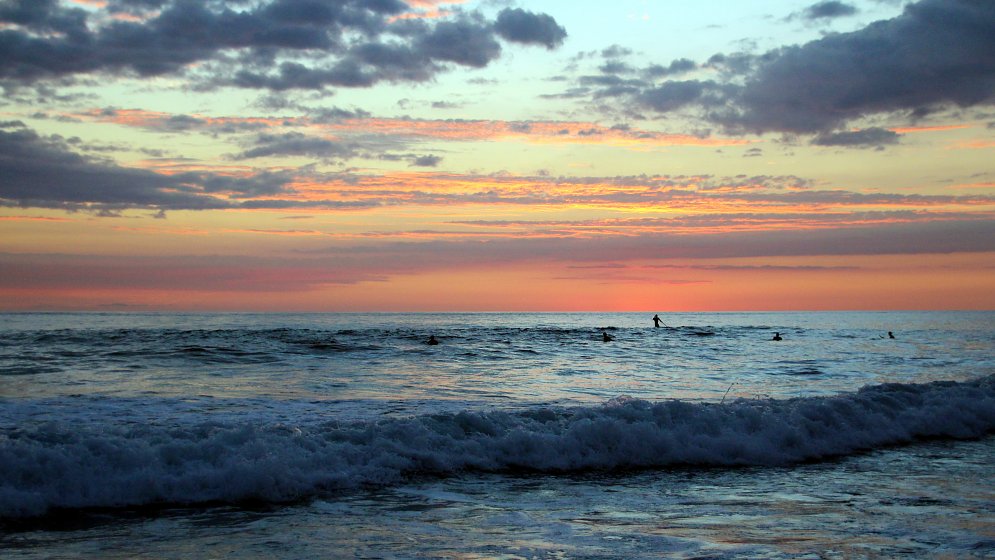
[653,314,663,328]
[427,335,439,345]
[771,332,782,341]
[888,331,895,339]
[602,331,614,342]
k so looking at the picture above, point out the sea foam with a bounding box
[1,375,993,518]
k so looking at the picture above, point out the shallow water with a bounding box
[1,311,993,558]
[3,439,992,559]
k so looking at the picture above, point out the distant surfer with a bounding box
[653,314,663,328]
[888,331,895,339]
[427,335,439,345]
[602,331,614,342]
[771,332,782,341]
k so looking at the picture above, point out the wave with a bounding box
[2,375,993,518]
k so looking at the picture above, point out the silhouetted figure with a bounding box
[888,331,895,339]
[771,332,782,341]
[427,335,439,345]
[653,314,663,328]
[602,331,614,342]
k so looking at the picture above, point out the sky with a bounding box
[1,0,993,312]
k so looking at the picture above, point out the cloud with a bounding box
[410,154,442,167]
[4,218,993,299]
[77,107,749,149]
[637,80,728,112]
[812,127,901,147]
[0,252,389,292]
[0,0,566,91]
[232,132,358,160]
[0,121,290,212]
[642,263,858,271]
[493,8,567,49]
[304,219,995,273]
[6,126,993,216]
[723,0,995,134]
[566,0,995,141]
[800,1,858,21]
[642,58,697,79]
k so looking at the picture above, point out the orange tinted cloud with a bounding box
[76,107,746,148]
[77,108,291,132]
[0,215,72,222]
[388,1,467,22]
[890,124,971,134]
[270,171,995,216]
[394,0,468,19]
[950,140,995,150]
[323,118,748,147]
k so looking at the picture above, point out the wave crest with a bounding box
[2,375,993,518]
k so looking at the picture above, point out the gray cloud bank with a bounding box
[4,119,994,215]
[0,0,566,91]
[0,121,288,212]
[578,0,995,142]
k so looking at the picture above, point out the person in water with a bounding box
[427,335,439,345]
[771,332,782,341]
[653,314,663,328]
[888,331,895,339]
[602,331,614,342]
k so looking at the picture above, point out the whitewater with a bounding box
[1,311,993,558]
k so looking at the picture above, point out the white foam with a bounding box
[1,375,992,518]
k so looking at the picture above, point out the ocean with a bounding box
[1,311,993,559]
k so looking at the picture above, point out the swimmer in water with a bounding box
[888,331,895,339]
[771,332,782,341]
[427,335,439,345]
[602,331,614,342]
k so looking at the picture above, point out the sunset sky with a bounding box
[1,0,993,311]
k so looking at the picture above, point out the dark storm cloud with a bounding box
[493,8,567,49]
[0,122,290,211]
[0,0,565,91]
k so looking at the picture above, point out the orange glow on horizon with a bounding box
[2,253,993,312]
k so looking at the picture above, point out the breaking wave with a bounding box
[2,375,993,518]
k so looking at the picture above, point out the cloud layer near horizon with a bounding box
[4,118,993,220]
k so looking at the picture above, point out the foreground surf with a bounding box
[2,375,993,518]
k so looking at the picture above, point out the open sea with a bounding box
[1,311,993,559]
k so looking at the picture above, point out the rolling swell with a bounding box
[1,375,993,519]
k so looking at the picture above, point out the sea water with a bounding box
[1,311,993,558]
